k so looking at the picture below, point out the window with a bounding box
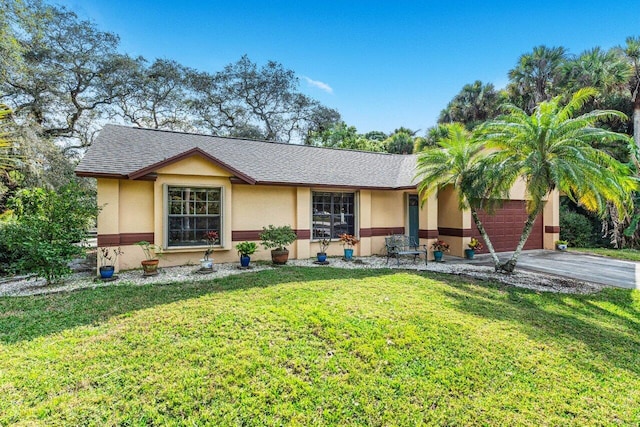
[312,192,355,239]
[167,187,221,247]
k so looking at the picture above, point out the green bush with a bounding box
[259,225,297,251]
[560,209,601,248]
[3,182,99,283]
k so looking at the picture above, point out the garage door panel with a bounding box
[472,200,543,253]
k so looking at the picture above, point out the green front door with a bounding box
[408,194,419,243]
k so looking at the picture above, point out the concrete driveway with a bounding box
[466,250,639,290]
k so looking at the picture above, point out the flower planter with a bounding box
[240,254,251,268]
[317,252,327,263]
[99,265,115,279]
[200,259,213,269]
[271,249,289,265]
[141,259,159,276]
[343,248,354,260]
[556,244,568,251]
[433,250,443,262]
[464,249,475,260]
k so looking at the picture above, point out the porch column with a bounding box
[295,187,311,259]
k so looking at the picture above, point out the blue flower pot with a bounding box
[344,248,354,260]
[99,266,115,279]
[240,255,251,267]
[317,253,327,262]
[433,250,443,262]
[464,249,475,260]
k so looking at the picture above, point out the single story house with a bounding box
[75,124,559,270]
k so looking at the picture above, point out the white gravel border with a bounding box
[0,256,604,297]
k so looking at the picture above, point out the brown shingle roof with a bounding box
[75,125,419,189]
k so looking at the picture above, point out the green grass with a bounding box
[1,267,639,425]
[571,247,640,261]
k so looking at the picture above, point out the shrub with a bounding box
[259,225,297,251]
[236,241,257,256]
[3,182,99,283]
[560,209,600,248]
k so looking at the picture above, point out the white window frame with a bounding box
[163,184,224,248]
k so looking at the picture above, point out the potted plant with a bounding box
[259,225,297,265]
[201,230,219,270]
[465,237,483,260]
[98,247,123,279]
[555,240,568,251]
[317,238,331,263]
[431,239,450,262]
[339,233,359,260]
[236,241,257,268]
[136,240,162,276]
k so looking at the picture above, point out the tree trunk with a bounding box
[499,204,544,273]
[634,102,640,153]
[470,208,501,270]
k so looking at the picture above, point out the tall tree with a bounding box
[479,88,637,272]
[116,58,195,131]
[507,45,568,112]
[438,81,503,129]
[562,47,631,98]
[622,36,640,151]
[0,0,137,151]
[385,127,421,154]
[189,55,339,143]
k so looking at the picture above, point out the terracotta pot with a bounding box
[141,259,159,276]
[271,249,289,265]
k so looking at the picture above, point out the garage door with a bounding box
[472,200,543,253]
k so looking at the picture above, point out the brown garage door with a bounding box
[472,200,543,253]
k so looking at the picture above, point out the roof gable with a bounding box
[129,148,255,183]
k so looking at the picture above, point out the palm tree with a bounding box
[414,123,507,267]
[479,88,637,272]
[622,36,640,151]
[562,47,631,100]
[508,45,568,112]
[438,80,502,129]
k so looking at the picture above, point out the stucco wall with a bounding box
[95,155,559,272]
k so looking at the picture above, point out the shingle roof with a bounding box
[75,125,420,189]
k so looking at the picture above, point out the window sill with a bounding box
[163,246,228,253]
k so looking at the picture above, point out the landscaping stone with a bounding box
[0,256,603,297]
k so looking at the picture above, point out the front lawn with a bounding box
[1,268,639,425]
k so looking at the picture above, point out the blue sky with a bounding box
[57,0,640,135]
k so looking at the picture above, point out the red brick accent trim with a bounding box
[369,227,405,236]
[419,229,439,238]
[438,227,474,237]
[545,225,560,233]
[231,229,311,241]
[232,230,261,241]
[97,233,154,246]
[295,229,311,240]
[97,234,120,246]
[359,228,373,237]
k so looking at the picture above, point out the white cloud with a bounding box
[302,76,333,94]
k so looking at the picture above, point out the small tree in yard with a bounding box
[2,182,99,283]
